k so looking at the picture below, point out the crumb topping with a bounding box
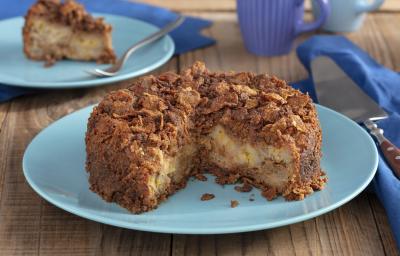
[92,61,320,165]
[26,0,111,32]
[262,187,278,201]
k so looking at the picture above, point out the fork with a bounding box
[86,16,185,77]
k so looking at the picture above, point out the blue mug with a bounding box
[237,0,330,56]
[312,0,384,32]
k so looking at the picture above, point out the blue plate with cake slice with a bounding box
[22,102,378,234]
[0,13,174,88]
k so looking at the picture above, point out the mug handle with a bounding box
[295,0,330,35]
[356,0,384,13]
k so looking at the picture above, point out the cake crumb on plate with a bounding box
[249,193,255,201]
[201,193,215,201]
[194,173,208,181]
[234,183,253,193]
[230,200,239,208]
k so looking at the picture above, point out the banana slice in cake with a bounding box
[207,125,295,192]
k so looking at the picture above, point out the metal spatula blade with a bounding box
[311,56,400,179]
[311,56,387,122]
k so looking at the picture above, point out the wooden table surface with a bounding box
[1,1,399,255]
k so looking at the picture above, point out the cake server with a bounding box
[311,56,400,179]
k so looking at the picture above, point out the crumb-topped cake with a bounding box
[85,62,326,213]
[23,0,116,65]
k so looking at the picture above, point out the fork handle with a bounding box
[380,140,400,179]
[122,16,185,64]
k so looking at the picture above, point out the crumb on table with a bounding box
[201,193,215,201]
[230,200,239,208]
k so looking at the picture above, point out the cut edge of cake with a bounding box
[23,0,116,66]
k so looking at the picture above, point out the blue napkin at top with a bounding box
[0,0,215,102]
[292,35,400,250]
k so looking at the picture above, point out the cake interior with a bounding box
[146,125,294,199]
[206,125,294,191]
[148,144,197,198]
[27,17,112,62]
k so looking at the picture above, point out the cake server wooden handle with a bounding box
[364,119,400,179]
[380,140,400,179]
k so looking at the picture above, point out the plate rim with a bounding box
[0,13,175,89]
[22,104,379,234]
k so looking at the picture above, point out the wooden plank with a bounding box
[0,102,11,203]
[175,12,397,255]
[368,194,399,256]
[172,194,386,255]
[0,59,177,255]
[365,13,400,72]
[178,13,258,73]
[137,0,400,12]
[96,226,171,256]
[0,102,9,131]
[313,193,385,255]
[0,99,47,256]
[345,13,397,71]
[136,0,235,12]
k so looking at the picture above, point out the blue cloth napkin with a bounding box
[0,0,215,102]
[292,35,400,250]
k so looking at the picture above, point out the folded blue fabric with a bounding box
[292,35,400,250]
[0,0,215,102]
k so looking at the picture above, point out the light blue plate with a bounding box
[22,104,378,234]
[0,14,174,88]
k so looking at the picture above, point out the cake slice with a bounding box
[85,62,326,213]
[23,0,116,66]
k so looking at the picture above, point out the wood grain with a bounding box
[368,194,399,256]
[172,195,387,256]
[0,102,11,203]
[0,9,399,256]
[137,0,400,12]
